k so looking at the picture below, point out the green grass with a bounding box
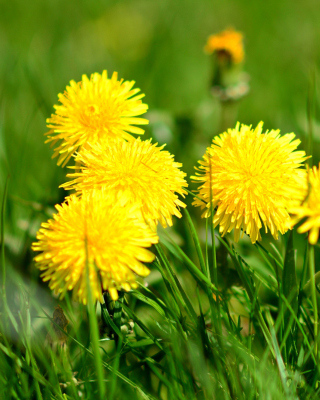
[1,0,320,398]
[2,204,320,398]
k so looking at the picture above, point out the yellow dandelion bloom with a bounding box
[32,192,158,304]
[61,138,188,228]
[290,164,320,244]
[192,122,308,244]
[46,70,148,167]
[204,28,244,64]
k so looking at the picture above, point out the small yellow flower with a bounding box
[32,191,158,304]
[204,28,244,64]
[46,70,148,167]
[192,122,307,243]
[290,164,320,244]
[61,138,188,228]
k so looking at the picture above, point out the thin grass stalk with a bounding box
[157,241,217,293]
[1,176,9,312]
[155,244,196,323]
[147,360,178,400]
[273,257,284,359]
[256,245,277,274]
[84,236,105,399]
[109,336,123,400]
[121,303,164,351]
[152,259,182,318]
[220,101,239,132]
[184,208,206,275]
[17,311,44,400]
[309,245,318,360]
[280,295,316,365]
[206,217,209,276]
[300,303,316,339]
[256,242,283,270]
[49,351,64,399]
[0,342,65,400]
[265,311,291,399]
[184,188,205,203]
[41,308,156,399]
[183,208,220,341]
[218,236,274,355]
[25,296,31,367]
[208,152,221,335]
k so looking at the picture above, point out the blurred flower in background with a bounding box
[205,28,244,64]
[205,27,249,102]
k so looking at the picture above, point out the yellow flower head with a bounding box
[46,70,148,167]
[290,164,320,244]
[204,28,244,64]
[32,192,158,304]
[61,138,188,228]
[192,122,307,243]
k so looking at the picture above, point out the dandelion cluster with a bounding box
[34,64,313,305]
[290,164,320,244]
[204,28,244,64]
[192,122,307,243]
[33,70,187,303]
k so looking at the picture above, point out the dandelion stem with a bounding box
[309,244,318,359]
[85,234,105,399]
[208,153,221,334]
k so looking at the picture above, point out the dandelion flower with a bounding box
[192,122,307,243]
[32,192,158,304]
[46,70,148,167]
[204,28,244,64]
[61,138,188,228]
[290,164,320,244]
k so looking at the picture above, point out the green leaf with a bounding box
[121,303,164,351]
[158,241,218,293]
[127,338,155,348]
[1,176,9,312]
[282,230,298,315]
[183,208,206,275]
[155,244,198,324]
[131,290,167,318]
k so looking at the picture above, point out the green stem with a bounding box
[1,176,9,311]
[220,101,239,132]
[309,245,318,359]
[85,236,105,400]
[205,218,209,278]
[208,154,221,334]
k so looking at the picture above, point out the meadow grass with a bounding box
[1,0,320,399]
[1,193,320,399]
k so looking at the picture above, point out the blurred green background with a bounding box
[1,0,320,265]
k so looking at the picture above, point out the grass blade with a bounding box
[183,208,206,275]
[85,236,105,399]
[1,175,9,311]
[283,230,298,314]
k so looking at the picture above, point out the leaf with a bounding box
[127,338,155,348]
[183,208,206,275]
[131,290,167,318]
[282,230,298,315]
